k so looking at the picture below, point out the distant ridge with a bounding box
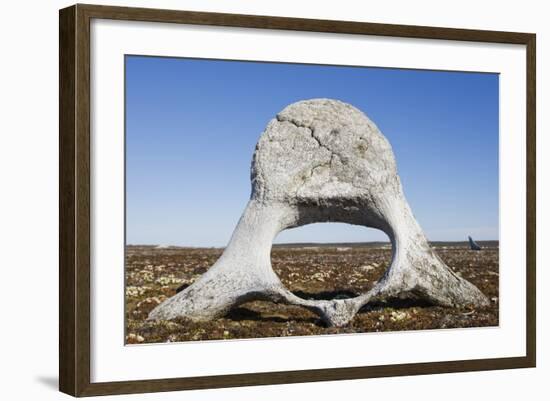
[127,240,499,249]
[271,240,499,248]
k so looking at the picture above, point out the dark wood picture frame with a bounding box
[59,3,536,397]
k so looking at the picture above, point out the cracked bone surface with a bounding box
[148,99,489,327]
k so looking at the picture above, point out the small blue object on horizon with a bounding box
[126,55,499,247]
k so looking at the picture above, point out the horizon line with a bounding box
[126,239,500,248]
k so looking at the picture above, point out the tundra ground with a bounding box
[125,242,498,344]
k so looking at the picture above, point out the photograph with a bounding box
[51,2,537,397]
[124,55,499,344]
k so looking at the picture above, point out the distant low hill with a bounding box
[127,240,499,249]
[271,240,499,248]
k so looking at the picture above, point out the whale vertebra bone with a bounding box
[148,99,488,327]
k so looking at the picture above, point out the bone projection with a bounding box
[469,236,482,251]
[148,99,489,327]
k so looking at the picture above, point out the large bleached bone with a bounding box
[148,99,488,327]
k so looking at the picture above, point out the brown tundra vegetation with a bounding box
[125,242,498,344]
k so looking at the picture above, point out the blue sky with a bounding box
[125,56,499,246]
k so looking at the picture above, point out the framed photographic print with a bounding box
[59,4,536,397]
